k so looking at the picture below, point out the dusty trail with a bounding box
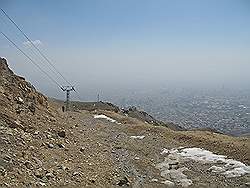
[56,109,250,187]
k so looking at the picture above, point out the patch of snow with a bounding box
[157,165,192,187]
[222,166,250,178]
[161,180,175,186]
[208,166,225,173]
[161,148,170,155]
[179,148,226,163]
[161,148,179,155]
[94,114,117,123]
[180,148,250,177]
[130,135,145,139]
[162,147,250,178]
[156,155,192,187]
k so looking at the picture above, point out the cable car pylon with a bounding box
[61,86,75,111]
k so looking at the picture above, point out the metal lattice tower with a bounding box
[61,86,75,111]
[97,93,100,102]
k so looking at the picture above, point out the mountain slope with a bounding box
[0,57,249,187]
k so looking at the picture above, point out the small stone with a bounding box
[34,131,39,135]
[17,97,24,104]
[28,103,36,114]
[169,161,179,165]
[48,143,54,148]
[38,182,46,186]
[29,146,35,150]
[46,134,52,139]
[151,178,158,182]
[10,120,23,129]
[24,161,33,169]
[58,130,66,138]
[80,147,85,152]
[89,178,96,183]
[32,157,43,166]
[117,177,130,186]
[0,166,6,176]
[15,107,23,114]
[45,172,53,179]
[34,168,44,179]
[59,165,67,170]
[114,146,122,149]
[73,171,80,176]
[3,155,11,161]
[50,117,56,122]
[41,143,46,147]
[57,143,65,148]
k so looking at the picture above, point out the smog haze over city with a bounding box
[1,0,250,135]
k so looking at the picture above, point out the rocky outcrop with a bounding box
[0,58,48,113]
[121,106,185,131]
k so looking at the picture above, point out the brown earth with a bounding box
[0,57,249,187]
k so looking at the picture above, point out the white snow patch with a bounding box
[161,148,170,155]
[130,135,145,139]
[208,166,225,173]
[161,148,179,155]
[162,147,250,178]
[179,148,226,163]
[161,180,175,186]
[156,156,192,187]
[94,114,117,123]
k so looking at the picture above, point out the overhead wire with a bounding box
[1,31,62,88]
[0,8,82,101]
[0,8,72,86]
[0,12,64,83]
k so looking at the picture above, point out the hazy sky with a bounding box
[0,0,250,100]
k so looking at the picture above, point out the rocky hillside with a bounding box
[0,57,249,187]
[0,57,48,130]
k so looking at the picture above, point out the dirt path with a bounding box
[58,110,250,187]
